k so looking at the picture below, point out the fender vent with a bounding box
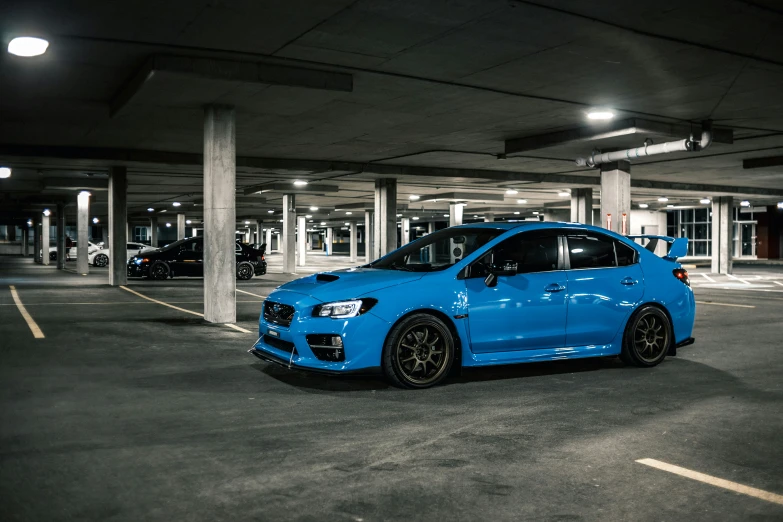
[316,274,339,282]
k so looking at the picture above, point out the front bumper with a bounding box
[250,292,390,374]
[127,262,149,278]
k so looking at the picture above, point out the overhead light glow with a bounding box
[320,222,326,225]
[43,209,51,217]
[516,199,527,204]
[412,216,420,220]
[27,219,33,226]
[667,204,674,208]
[92,217,99,224]
[267,210,274,214]
[443,214,449,217]
[8,37,49,57]
[0,167,11,179]
[505,189,518,195]
[558,192,570,197]
[79,191,91,197]
[309,206,318,211]
[778,202,783,209]
[700,198,711,204]
[533,211,539,215]
[396,214,403,217]
[657,197,669,202]
[638,203,649,209]
[293,180,308,186]
[172,202,181,207]
[513,211,520,215]
[587,109,615,121]
[344,222,350,226]
[147,207,154,212]
[740,200,750,207]
[159,209,167,213]
[473,215,478,218]
[409,195,420,200]
[165,223,172,227]
[345,211,352,215]
[186,220,192,225]
[305,215,312,218]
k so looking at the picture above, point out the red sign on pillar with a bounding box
[606,213,612,231]
[621,213,627,235]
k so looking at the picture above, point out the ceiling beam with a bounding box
[743,155,783,169]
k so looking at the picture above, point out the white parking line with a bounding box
[773,281,783,287]
[726,274,751,285]
[237,288,267,299]
[637,458,783,506]
[120,286,252,334]
[695,300,755,308]
[699,273,716,283]
[8,286,45,339]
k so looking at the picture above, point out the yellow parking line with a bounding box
[237,288,267,299]
[695,300,755,309]
[120,286,252,334]
[9,286,45,339]
[637,458,783,506]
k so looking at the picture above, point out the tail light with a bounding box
[672,268,690,286]
[258,255,264,262]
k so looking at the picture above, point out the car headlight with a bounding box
[134,257,143,265]
[313,298,377,319]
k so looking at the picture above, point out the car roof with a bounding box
[454,221,586,231]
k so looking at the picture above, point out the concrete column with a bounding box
[265,228,272,251]
[108,166,128,286]
[41,214,50,265]
[4,225,12,241]
[484,213,495,223]
[349,222,358,263]
[543,210,556,222]
[449,203,464,227]
[571,188,593,224]
[77,191,90,274]
[364,210,374,262]
[254,221,261,246]
[401,217,411,245]
[326,227,333,255]
[149,217,158,248]
[100,225,109,245]
[297,215,307,267]
[33,221,41,263]
[374,178,397,258]
[599,161,630,234]
[203,105,236,324]
[427,221,436,262]
[56,204,65,269]
[177,213,186,240]
[711,197,733,274]
[282,194,296,273]
[22,227,28,256]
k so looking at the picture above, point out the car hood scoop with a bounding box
[277,268,424,301]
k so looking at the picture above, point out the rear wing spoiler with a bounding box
[626,235,688,261]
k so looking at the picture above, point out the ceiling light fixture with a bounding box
[186,220,192,225]
[7,37,49,57]
[345,211,352,215]
[293,180,308,186]
[533,211,539,215]
[397,214,403,217]
[505,189,518,195]
[513,211,520,215]
[79,190,91,197]
[558,191,570,197]
[0,167,11,179]
[741,200,750,207]
[778,202,783,209]
[344,222,349,226]
[412,216,420,220]
[700,198,711,204]
[409,195,420,200]
[267,210,274,214]
[165,223,171,227]
[172,202,181,207]
[320,222,326,225]
[27,220,33,226]
[305,215,312,218]
[443,214,449,217]
[658,197,669,202]
[587,109,615,121]
[43,209,51,217]
[517,199,527,204]
[638,203,649,209]
[309,206,318,211]
[667,204,675,208]
[244,221,250,224]
[93,217,99,224]
[147,207,154,212]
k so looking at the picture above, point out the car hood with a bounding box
[275,268,425,302]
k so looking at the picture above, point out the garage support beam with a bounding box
[33,221,41,263]
[22,227,28,257]
[297,215,307,267]
[599,161,631,234]
[41,214,50,266]
[56,204,65,269]
[364,211,373,263]
[149,217,158,248]
[571,188,593,225]
[711,197,733,274]
[484,213,495,222]
[326,227,333,255]
[109,166,128,286]
[177,214,186,240]
[374,179,397,259]
[349,222,358,263]
[265,228,272,252]
[282,194,296,273]
[77,191,90,275]
[401,218,410,246]
[449,203,464,227]
[203,105,236,324]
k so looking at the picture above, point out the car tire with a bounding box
[382,313,455,389]
[93,253,108,267]
[236,261,254,280]
[149,261,170,280]
[620,305,672,367]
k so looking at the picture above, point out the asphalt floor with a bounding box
[1,254,782,521]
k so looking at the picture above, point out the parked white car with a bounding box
[46,241,100,261]
[89,242,156,267]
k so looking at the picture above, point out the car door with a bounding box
[464,230,567,353]
[564,232,644,347]
[173,239,203,276]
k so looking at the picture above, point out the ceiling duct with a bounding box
[575,120,714,168]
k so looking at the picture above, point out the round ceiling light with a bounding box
[0,167,11,179]
[638,203,649,209]
[172,202,181,207]
[8,37,49,57]
[43,209,51,217]
[740,200,750,207]
[186,220,192,225]
[165,223,172,227]
[517,199,527,204]
[92,217,99,224]
[409,195,420,200]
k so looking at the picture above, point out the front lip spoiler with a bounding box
[248,348,380,376]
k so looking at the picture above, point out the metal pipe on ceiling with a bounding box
[575,120,714,168]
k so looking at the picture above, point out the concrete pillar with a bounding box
[41,214,50,265]
[254,221,261,246]
[326,227,333,256]
[297,215,307,267]
[349,222,358,263]
[543,210,556,222]
[374,178,397,259]
[265,228,272,251]
[4,225,12,241]
[77,191,90,274]
[449,203,464,227]
[33,221,41,263]
[108,166,128,286]
[282,194,296,273]
[100,225,109,245]
[364,210,374,262]
[571,188,593,224]
[401,217,410,245]
[427,221,436,262]
[177,213,186,240]
[484,213,495,223]
[711,197,733,274]
[599,161,630,234]
[56,204,65,269]
[203,105,236,324]
[22,227,28,256]
[149,217,158,248]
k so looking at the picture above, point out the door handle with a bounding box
[545,283,566,293]
[620,277,638,286]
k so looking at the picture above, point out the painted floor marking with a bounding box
[695,300,755,309]
[8,286,44,339]
[0,300,263,306]
[636,458,783,506]
[774,281,783,287]
[120,286,252,334]
[236,288,267,299]
[699,273,716,283]
[726,274,751,285]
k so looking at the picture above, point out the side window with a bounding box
[180,240,201,253]
[469,232,559,277]
[615,240,637,266]
[567,234,617,269]
[235,244,242,254]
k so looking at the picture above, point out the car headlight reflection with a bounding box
[313,298,377,319]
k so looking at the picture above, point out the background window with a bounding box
[568,234,616,269]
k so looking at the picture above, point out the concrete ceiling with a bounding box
[1,0,782,223]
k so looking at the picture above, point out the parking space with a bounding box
[2,256,782,521]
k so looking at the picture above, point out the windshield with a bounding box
[368,228,503,272]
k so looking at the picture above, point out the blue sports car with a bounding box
[249,222,695,388]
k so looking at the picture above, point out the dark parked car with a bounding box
[127,237,266,280]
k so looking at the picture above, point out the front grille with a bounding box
[306,334,345,362]
[263,300,295,327]
[262,335,297,355]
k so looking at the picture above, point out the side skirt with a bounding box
[462,343,621,368]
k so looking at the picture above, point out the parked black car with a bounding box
[127,237,266,280]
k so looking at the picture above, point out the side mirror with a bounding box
[483,261,517,287]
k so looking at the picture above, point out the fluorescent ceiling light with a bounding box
[513,211,520,215]
[667,204,674,208]
[638,203,649,209]
[305,215,312,218]
[320,222,326,225]
[657,197,668,202]
[409,195,420,200]
[397,214,403,217]
[587,109,615,120]
[293,180,308,186]
[740,200,750,207]
[558,192,570,197]
[700,198,711,204]
[43,209,51,216]
[267,210,274,213]
[412,216,420,220]
[0,167,11,179]
[172,202,181,207]
[243,220,250,224]
[505,189,518,195]
[27,220,33,226]
[159,209,167,213]
[8,37,49,57]
[92,217,99,224]
[186,220,192,225]
[533,211,539,215]
[165,223,171,227]
[309,206,318,211]
[443,214,449,217]
[147,208,154,212]
[778,202,783,209]
[345,211,352,215]
[517,199,527,204]
[344,222,349,226]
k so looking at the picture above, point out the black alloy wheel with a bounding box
[93,253,108,267]
[621,305,671,367]
[149,261,170,280]
[383,313,454,389]
[236,262,254,280]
